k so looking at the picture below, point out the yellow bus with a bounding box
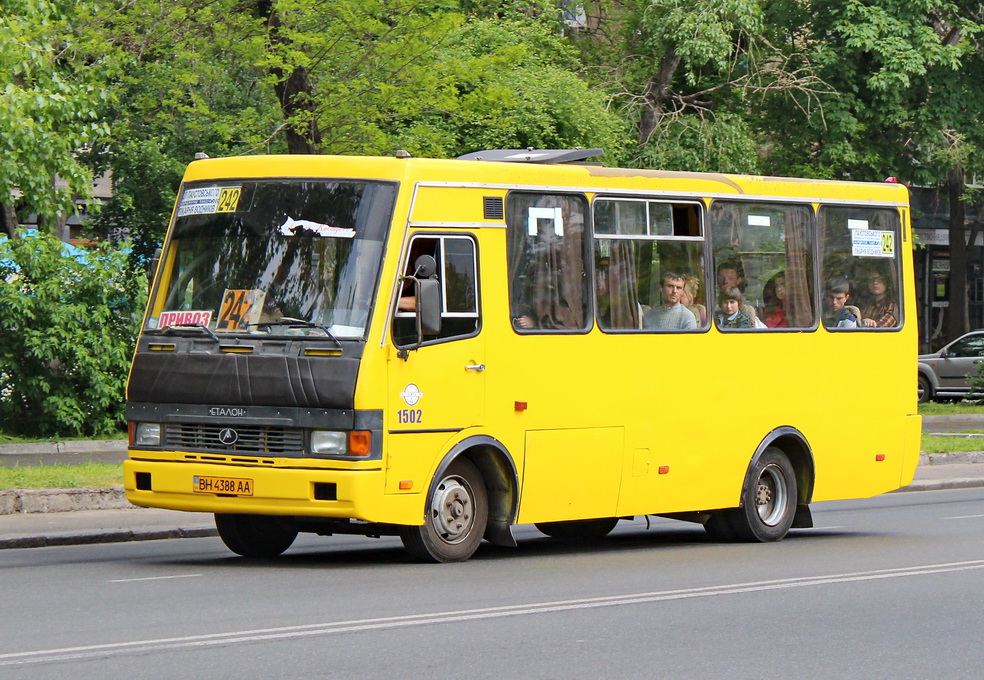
[124,149,921,562]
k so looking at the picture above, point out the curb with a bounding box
[895,478,984,493]
[919,451,984,465]
[0,487,133,515]
[0,440,127,456]
[0,526,218,550]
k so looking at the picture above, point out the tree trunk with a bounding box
[1,203,17,238]
[638,49,681,146]
[255,0,322,154]
[946,165,969,341]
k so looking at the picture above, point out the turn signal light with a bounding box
[349,430,371,456]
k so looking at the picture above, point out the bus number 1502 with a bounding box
[397,409,422,424]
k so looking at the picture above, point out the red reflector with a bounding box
[875,454,886,462]
[658,465,669,474]
[515,401,528,411]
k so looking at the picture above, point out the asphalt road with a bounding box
[3,488,984,680]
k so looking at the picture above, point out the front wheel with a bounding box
[400,458,488,563]
[214,513,298,558]
[733,448,798,542]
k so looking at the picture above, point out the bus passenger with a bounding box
[716,260,746,293]
[762,272,787,328]
[714,287,753,329]
[823,277,857,328]
[643,273,698,330]
[859,272,899,327]
[680,275,706,326]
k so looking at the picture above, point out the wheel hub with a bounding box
[754,464,787,527]
[429,476,474,544]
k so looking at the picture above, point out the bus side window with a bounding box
[593,197,705,332]
[819,206,902,330]
[710,201,816,330]
[506,193,590,332]
[393,235,479,346]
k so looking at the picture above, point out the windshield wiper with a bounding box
[252,317,343,349]
[161,323,219,342]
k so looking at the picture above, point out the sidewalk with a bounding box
[1,417,984,550]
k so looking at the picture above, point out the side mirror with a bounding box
[394,255,442,359]
[417,278,441,335]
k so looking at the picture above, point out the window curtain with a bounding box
[784,208,814,327]
[607,240,640,328]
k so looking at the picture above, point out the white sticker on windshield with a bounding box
[278,216,356,239]
[176,187,241,217]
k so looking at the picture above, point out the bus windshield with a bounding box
[146,179,397,339]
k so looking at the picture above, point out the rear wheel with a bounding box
[214,513,298,558]
[400,458,488,563]
[535,518,619,541]
[917,374,932,403]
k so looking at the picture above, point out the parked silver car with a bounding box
[918,330,984,402]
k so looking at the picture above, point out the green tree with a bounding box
[573,0,828,172]
[384,12,628,160]
[0,232,146,436]
[0,1,113,237]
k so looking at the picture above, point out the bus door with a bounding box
[385,234,484,492]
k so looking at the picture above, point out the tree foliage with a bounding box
[0,233,146,436]
[0,1,113,233]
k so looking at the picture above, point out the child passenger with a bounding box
[714,287,753,329]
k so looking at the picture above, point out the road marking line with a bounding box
[942,514,984,520]
[109,574,202,583]
[4,559,984,666]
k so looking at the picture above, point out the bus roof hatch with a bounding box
[456,148,604,165]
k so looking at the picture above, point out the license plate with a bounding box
[193,475,253,496]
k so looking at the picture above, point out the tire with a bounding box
[917,374,932,404]
[535,518,619,541]
[214,513,298,558]
[729,447,798,542]
[400,458,488,563]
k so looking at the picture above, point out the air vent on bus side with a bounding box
[484,196,504,220]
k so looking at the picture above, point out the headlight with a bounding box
[310,431,347,455]
[133,422,162,447]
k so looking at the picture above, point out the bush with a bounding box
[969,362,984,404]
[0,231,147,437]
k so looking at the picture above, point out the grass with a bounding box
[0,462,123,490]
[919,402,984,415]
[0,432,127,445]
[921,433,984,454]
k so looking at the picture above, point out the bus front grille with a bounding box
[166,424,304,455]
